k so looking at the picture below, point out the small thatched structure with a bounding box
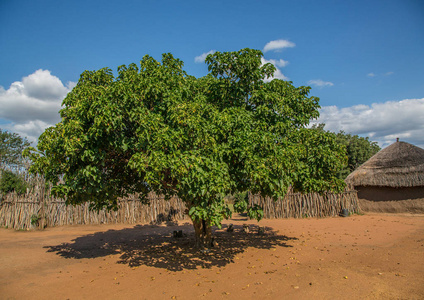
[345,141,424,213]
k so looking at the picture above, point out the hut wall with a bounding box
[356,186,424,202]
[358,198,424,213]
[355,185,424,213]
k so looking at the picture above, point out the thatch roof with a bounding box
[345,141,424,188]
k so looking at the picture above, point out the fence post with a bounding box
[38,177,46,229]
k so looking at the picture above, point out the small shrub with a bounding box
[0,170,27,195]
[30,214,41,226]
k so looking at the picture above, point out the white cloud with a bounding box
[0,69,75,144]
[367,71,394,78]
[266,58,289,68]
[22,69,69,100]
[194,50,216,63]
[263,39,295,53]
[261,58,288,82]
[308,79,334,88]
[269,68,289,81]
[311,98,424,148]
[11,120,52,141]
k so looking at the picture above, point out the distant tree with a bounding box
[0,129,30,171]
[335,131,380,177]
[311,124,380,178]
[0,169,27,195]
[26,49,346,248]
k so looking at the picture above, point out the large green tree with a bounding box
[26,49,346,248]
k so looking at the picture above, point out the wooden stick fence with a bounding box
[0,184,188,230]
[1,176,359,229]
[249,189,360,219]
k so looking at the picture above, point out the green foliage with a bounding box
[247,204,264,222]
[26,48,346,231]
[0,169,27,195]
[30,214,41,226]
[335,131,380,176]
[311,124,380,178]
[188,198,232,229]
[0,129,30,171]
[233,191,248,213]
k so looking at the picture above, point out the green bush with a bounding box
[0,170,27,195]
[30,214,41,226]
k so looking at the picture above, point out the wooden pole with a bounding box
[38,177,46,229]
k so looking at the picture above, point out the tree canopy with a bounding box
[311,124,380,178]
[0,129,30,171]
[26,49,346,247]
[336,131,380,175]
[0,129,30,197]
[0,169,27,195]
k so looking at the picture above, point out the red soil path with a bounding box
[1,213,423,299]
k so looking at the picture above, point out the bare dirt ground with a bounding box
[1,213,423,300]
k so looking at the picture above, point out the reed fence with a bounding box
[249,189,360,219]
[0,178,187,230]
[1,175,359,230]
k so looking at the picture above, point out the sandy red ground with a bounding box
[1,213,423,299]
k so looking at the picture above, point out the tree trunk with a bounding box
[191,218,213,249]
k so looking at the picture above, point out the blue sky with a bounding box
[1,0,423,147]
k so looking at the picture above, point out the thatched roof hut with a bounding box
[346,141,424,188]
[345,141,424,213]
